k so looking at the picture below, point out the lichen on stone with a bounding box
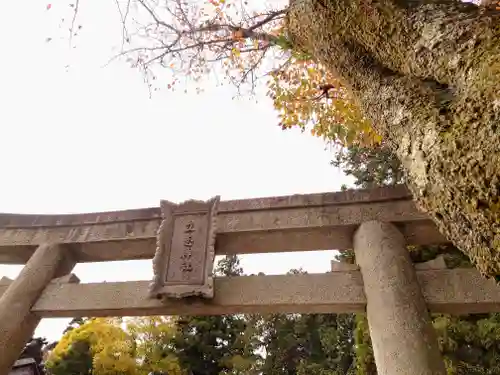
[287,0,500,277]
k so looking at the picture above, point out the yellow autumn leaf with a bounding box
[267,52,380,147]
[46,318,138,375]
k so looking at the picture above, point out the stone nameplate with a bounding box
[10,367,36,375]
[10,359,37,375]
[149,196,220,299]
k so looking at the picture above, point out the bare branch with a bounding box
[69,0,81,48]
[248,9,288,31]
[109,0,289,94]
[115,0,132,49]
[136,0,181,35]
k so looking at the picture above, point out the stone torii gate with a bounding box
[0,185,499,375]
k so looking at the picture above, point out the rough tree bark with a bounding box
[287,0,500,277]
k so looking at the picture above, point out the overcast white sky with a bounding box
[0,0,354,341]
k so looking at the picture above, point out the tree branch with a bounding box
[109,0,289,93]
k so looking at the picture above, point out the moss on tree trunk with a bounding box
[287,0,500,277]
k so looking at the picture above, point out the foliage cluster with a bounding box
[334,144,500,375]
[18,147,496,375]
[37,3,500,369]
[48,0,381,148]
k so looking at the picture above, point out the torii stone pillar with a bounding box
[0,243,75,374]
[354,221,446,375]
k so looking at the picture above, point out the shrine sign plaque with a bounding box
[9,359,38,375]
[149,196,220,299]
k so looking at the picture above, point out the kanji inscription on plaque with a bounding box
[149,196,220,299]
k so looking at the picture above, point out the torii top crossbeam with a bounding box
[0,185,444,265]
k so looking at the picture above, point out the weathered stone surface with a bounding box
[287,0,500,277]
[0,276,13,285]
[50,273,80,284]
[414,255,447,270]
[330,261,359,272]
[149,197,220,299]
[166,214,210,285]
[354,221,446,375]
[0,186,444,264]
[0,268,497,318]
[0,185,411,228]
[0,243,76,375]
[10,358,38,375]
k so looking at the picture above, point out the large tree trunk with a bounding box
[287,0,500,277]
